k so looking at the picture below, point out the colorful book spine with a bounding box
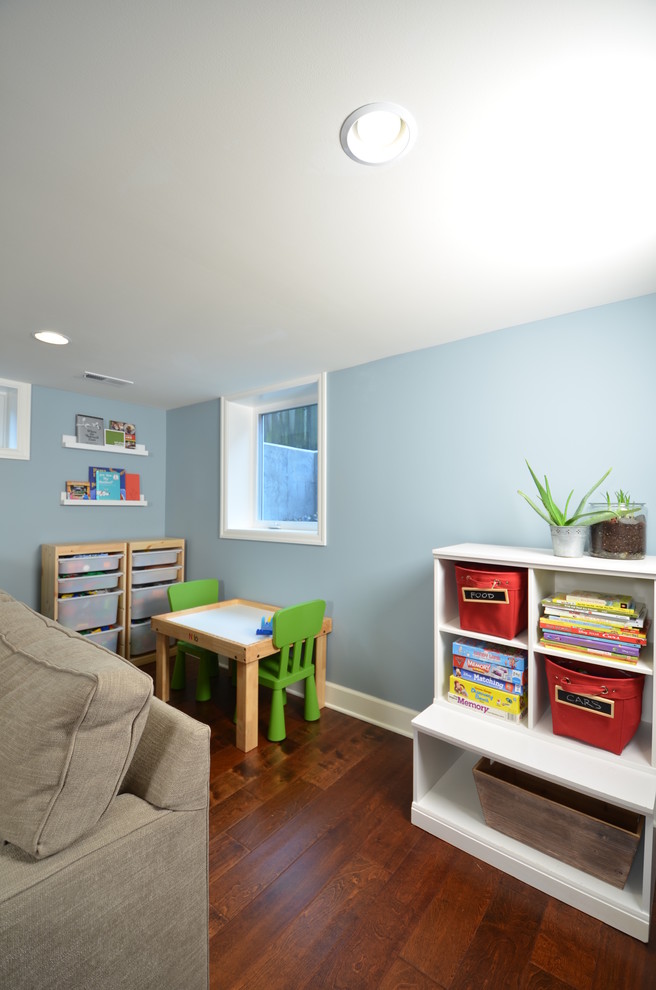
[540,638,639,665]
[539,617,646,645]
[449,674,527,715]
[542,604,646,628]
[562,590,636,613]
[451,637,527,671]
[541,631,640,657]
[543,595,641,620]
[452,653,526,686]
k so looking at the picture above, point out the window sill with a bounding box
[220,526,326,547]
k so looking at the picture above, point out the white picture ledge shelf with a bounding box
[61,493,148,507]
[62,435,149,456]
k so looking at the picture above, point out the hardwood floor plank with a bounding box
[590,918,656,990]
[448,874,547,990]
[399,848,499,986]
[530,900,601,990]
[229,853,392,990]
[300,823,456,989]
[378,957,446,990]
[156,683,656,990]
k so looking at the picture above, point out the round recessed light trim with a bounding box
[33,330,70,346]
[340,102,416,165]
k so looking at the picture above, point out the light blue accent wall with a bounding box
[165,294,656,713]
[2,296,653,713]
[0,387,167,608]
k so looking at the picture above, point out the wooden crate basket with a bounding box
[472,757,643,889]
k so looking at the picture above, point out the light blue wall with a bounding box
[165,294,656,713]
[2,295,654,713]
[0,387,167,608]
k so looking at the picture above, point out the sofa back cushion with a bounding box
[0,590,152,858]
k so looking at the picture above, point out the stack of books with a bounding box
[448,637,528,721]
[539,590,648,665]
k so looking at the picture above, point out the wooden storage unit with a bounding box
[41,538,185,667]
[126,539,185,667]
[41,542,127,658]
[412,544,656,941]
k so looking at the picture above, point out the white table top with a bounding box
[165,602,273,646]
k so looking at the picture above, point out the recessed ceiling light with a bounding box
[33,330,70,346]
[340,102,416,165]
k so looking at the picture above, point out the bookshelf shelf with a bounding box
[62,435,149,456]
[60,494,148,506]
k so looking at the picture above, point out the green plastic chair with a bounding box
[258,598,326,741]
[168,579,220,702]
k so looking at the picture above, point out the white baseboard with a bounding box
[220,657,419,738]
[323,681,418,738]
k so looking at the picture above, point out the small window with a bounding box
[0,377,31,460]
[221,374,326,545]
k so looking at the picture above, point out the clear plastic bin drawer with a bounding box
[57,590,122,631]
[130,566,180,586]
[131,549,179,568]
[58,572,120,594]
[130,583,174,620]
[82,625,122,653]
[129,619,156,656]
[58,553,123,575]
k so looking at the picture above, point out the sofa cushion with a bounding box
[0,590,152,858]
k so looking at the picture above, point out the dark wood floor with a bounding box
[156,662,656,990]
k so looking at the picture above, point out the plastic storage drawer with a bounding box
[82,625,122,653]
[57,590,122,631]
[58,553,123,575]
[130,566,180,586]
[58,572,120,594]
[131,550,179,568]
[129,619,156,656]
[130,583,174,620]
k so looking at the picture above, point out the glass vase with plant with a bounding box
[588,490,647,560]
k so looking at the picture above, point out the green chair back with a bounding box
[271,598,326,680]
[167,579,219,701]
[258,599,326,741]
[167,578,219,613]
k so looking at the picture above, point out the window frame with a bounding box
[0,377,31,460]
[220,373,326,545]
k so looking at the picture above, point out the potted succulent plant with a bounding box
[588,490,647,560]
[517,463,625,557]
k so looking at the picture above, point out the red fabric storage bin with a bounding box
[545,656,645,755]
[455,563,527,639]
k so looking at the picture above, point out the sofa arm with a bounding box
[120,697,210,811]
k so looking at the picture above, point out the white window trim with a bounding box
[0,377,31,460]
[220,373,326,546]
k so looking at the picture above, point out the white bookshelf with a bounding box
[412,543,656,942]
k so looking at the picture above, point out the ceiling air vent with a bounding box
[83,371,134,386]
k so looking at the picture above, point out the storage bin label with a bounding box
[555,686,614,719]
[461,586,509,604]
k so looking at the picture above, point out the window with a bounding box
[221,374,326,545]
[0,377,31,460]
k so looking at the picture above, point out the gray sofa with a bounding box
[0,589,210,990]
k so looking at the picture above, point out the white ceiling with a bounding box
[1,1,655,410]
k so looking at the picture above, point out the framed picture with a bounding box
[75,414,104,446]
[109,420,136,449]
[104,428,125,447]
[66,480,91,500]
